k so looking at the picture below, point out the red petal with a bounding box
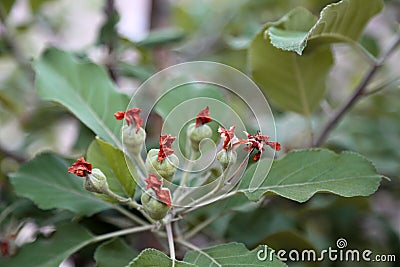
[158,135,176,162]
[195,106,212,127]
[144,174,162,191]
[267,141,281,151]
[125,108,143,133]
[68,157,92,177]
[156,188,172,207]
[114,111,125,120]
[253,151,261,161]
[218,126,236,150]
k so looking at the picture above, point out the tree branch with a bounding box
[313,31,400,147]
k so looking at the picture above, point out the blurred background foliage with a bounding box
[0,0,399,266]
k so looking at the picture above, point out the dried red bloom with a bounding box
[243,131,281,161]
[218,126,238,150]
[114,111,125,120]
[114,108,143,133]
[143,174,172,207]
[158,134,176,162]
[144,174,162,191]
[195,106,212,127]
[68,157,92,177]
[156,188,172,207]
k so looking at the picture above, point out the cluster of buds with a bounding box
[68,105,281,222]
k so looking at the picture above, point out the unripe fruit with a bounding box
[216,150,237,170]
[84,168,109,194]
[122,125,146,155]
[145,149,179,182]
[187,123,212,151]
[141,188,170,220]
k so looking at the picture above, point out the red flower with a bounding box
[243,131,281,161]
[68,157,92,177]
[144,174,162,191]
[195,106,212,127]
[158,134,176,162]
[156,188,172,207]
[218,126,239,150]
[114,108,143,133]
[144,174,172,207]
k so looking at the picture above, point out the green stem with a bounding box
[165,221,176,266]
[133,154,147,177]
[112,205,148,226]
[88,224,154,244]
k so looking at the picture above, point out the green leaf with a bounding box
[239,149,384,202]
[154,84,225,119]
[117,62,154,81]
[249,11,333,114]
[184,242,286,267]
[0,224,93,267]
[9,153,111,216]
[136,28,185,48]
[267,7,317,55]
[94,238,138,267]
[0,0,16,14]
[267,0,384,55]
[87,138,136,199]
[34,48,129,149]
[127,248,196,267]
[249,0,383,114]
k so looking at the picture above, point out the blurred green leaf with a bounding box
[87,138,136,199]
[9,153,111,216]
[0,0,16,14]
[94,238,138,267]
[34,48,129,149]
[184,242,286,266]
[127,248,196,267]
[267,0,384,55]
[239,149,384,202]
[0,223,93,267]
[135,28,185,48]
[30,0,54,12]
[97,6,119,46]
[117,62,154,81]
[249,8,333,115]
[154,84,225,119]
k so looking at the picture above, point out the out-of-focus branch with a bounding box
[103,0,119,82]
[313,30,400,147]
[0,5,34,81]
[0,145,27,163]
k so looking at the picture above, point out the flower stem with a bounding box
[112,205,148,226]
[165,221,176,266]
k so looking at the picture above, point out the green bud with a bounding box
[187,123,212,151]
[141,189,170,220]
[216,150,236,170]
[84,168,109,194]
[122,125,146,155]
[145,149,179,182]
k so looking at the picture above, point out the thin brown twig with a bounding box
[313,30,400,147]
